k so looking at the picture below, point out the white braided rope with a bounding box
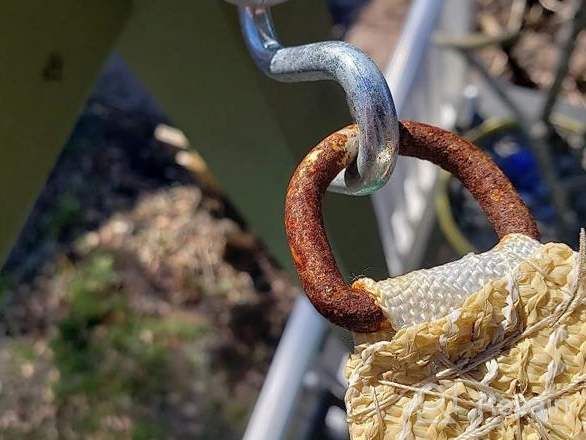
[359,234,542,329]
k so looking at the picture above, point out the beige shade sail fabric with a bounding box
[345,232,586,439]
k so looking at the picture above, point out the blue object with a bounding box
[491,135,554,223]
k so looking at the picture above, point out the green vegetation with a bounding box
[50,252,207,439]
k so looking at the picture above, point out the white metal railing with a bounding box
[242,296,327,440]
[373,0,470,275]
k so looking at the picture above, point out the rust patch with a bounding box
[284,121,539,333]
[284,125,385,333]
[398,121,539,241]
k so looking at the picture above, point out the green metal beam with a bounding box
[0,1,132,265]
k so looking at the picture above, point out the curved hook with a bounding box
[239,5,399,196]
[285,121,539,332]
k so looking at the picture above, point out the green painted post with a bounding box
[0,1,132,265]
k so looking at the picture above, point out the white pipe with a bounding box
[384,0,445,115]
[242,296,327,440]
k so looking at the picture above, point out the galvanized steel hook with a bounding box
[239,5,399,195]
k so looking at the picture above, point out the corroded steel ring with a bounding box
[284,120,539,333]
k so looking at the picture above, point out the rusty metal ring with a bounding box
[285,120,540,333]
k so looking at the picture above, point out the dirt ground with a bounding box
[1,1,586,439]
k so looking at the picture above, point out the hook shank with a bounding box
[239,5,399,195]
